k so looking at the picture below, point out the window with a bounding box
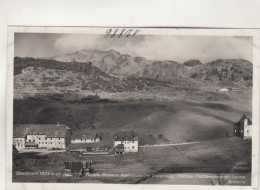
[235,130,236,132]
[45,142,47,144]
[39,138,41,140]
[132,146,134,149]
[59,138,60,140]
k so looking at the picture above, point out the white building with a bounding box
[71,133,101,144]
[113,131,138,154]
[220,88,229,92]
[243,118,252,139]
[233,114,252,139]
[13,123,72,150]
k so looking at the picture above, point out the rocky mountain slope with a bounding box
[51,49,188,79]
[50,49,252,85]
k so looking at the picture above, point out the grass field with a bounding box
[13,137,251,184]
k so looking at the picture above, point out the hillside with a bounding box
[14,57,187,101]
[14,55,252,101]
[190,59,253,87]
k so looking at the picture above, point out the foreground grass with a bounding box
[13,137,251,184]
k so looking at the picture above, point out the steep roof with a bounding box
[234,114,252,126]
[114,131,138,141]
[13,124,71,138]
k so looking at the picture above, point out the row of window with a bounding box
[14,139,23,142]
[124,146,135,149]
[121,141,135,144]
[38,142,63,145]
[28,138,63,142]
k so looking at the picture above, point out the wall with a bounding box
[71,138,95,144]
[13,138,25,150]
[243,119,252,139]
[46,137,65,149]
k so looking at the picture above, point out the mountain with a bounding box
[50,49,188,80]
[183,59,202,67]
[50,50,252,86]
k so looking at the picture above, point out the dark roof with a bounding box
[13,124,71,138]
[25,142,38,146]
[234,114,252,126]
[114,144,124,152]
[114,131,138,141]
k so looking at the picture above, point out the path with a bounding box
[139,138,220,148]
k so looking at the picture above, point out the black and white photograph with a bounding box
[7,27,258,186]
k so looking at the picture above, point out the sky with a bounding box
[14,33,253,63]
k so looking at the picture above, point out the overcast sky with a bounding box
[14,33,253,63]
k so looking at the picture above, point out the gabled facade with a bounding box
[13,123,72,150]
[113,131,138,154]
[233,114,252,139]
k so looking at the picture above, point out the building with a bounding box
[220,88,229,92]
[233,114,252,139]
[13,123,72,150]
[113,131,138,154]
[71,133,102,144]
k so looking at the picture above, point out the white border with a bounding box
[6,27,260,190]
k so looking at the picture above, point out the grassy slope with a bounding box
[13,89,251,145]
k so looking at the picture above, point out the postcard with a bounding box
[5,27,260,190]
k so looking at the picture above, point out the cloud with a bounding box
[15,33,253,63]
